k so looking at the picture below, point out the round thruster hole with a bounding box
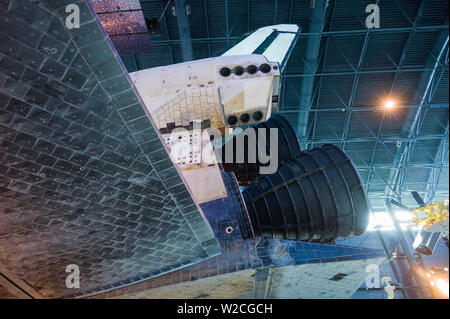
[253,111,263,121]
[233,66,244,75]
[227,115,238,125]
[225,226,234,234]
[259,63,271,73]
[240,113,250,123]
[220,67,231,77]
[273,65,278,70]
[246,65,257,74]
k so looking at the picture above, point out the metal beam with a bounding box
[282,66,448,78]
[174,0,194,61]
[422,58,449,202]
[203,0,212,57]
[279,103,448,113]
[280,0,294,111]
[146,24,448,45]
[384,23,449,203]
[296,0,328,147]
[310,0,337,149]
[163,4,176,64]
[339,0,381,150]
[225,0,230,46]
[273,0,278,25]
[294,24,448,36]
[358,163,449,170]
[247,0,250,33]
[300,134,444,144]
[425,122,449,202]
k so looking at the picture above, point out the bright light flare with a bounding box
[435,279,449,298]
[384,100,395,109]
[367,211,419,232]
[416,267,450,298]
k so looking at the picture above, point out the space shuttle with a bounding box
[124,23,375,297]
[129,24,298,205]
[0,1,379,299]
[129,23,369,243]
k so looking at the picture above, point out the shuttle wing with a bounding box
[0,0,220,298]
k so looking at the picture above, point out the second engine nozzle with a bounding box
[242,144,370,243]
[221,115,301,186]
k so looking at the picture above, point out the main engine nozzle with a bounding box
[242,144,370,243]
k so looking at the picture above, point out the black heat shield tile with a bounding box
[0,0,220,298]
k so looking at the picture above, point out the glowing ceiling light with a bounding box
[384,100,395,109]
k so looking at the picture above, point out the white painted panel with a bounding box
[222,24,299,58]
[263,33,297,65]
